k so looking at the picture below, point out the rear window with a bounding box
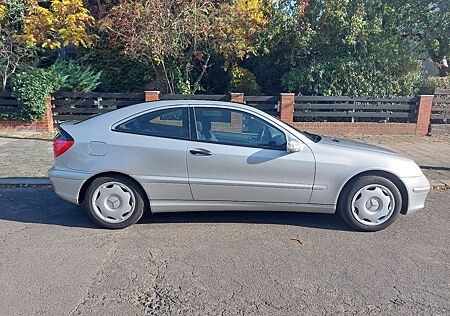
[114,107,189,140]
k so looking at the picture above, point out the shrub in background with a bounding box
[11,67,63,120]
[231,66,262,95]
[6,59,102,121]
[421,76,450,94]
[51,59,101,92]
[78,45,154,92]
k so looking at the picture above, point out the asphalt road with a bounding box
[0,188,449,315]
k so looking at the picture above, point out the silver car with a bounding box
[49,100,430,231]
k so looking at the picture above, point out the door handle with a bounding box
[190,148,212,156]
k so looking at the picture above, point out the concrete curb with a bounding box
[0,177,52,186]
[0,177,448,190]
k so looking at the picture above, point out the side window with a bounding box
[194,107,287,150]
[115,107,189,140]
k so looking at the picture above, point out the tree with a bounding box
[104,0,269,94]
[246,0,422,96]
[395,0,449,77]
[19,0,97,49]
[0,0,34,90]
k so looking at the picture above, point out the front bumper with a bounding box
[401,175,431,214]
[49,167,91,204]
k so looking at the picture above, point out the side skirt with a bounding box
[149,200,336,214]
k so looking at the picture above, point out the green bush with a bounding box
[51,59,102,92]
[421,76,450,94]
[78,44,154,92]
[281,54,422,97]
[231,66,262,95]
[9,68,63,121]
[3,60,102,121]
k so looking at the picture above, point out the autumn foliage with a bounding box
[20,0,97,49]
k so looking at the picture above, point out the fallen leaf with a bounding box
[290,235,304,245]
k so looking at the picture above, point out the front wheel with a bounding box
[338,175,402,232]
[84,176,146,229]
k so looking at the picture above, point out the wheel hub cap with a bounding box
[91,182,136,224]
[107,195,121,209]
[351,184,395,226]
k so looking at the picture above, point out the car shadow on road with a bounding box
[141,211,353,232]
[0,188,98,229]
[0,188,352,231]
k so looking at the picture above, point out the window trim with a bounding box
[112,105,191,141]
[191,106,288,151]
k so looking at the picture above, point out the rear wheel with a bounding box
[84,176,145,229]
[338,175,402,232]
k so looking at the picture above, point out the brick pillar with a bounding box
[279,93,295,125]
[230,93,244,103]
[230,93,244,132]
[416,95,433,135]
[145,91,160,102]
[35,95,54,132]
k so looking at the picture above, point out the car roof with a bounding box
[70,100,313,144]
[77,100,263,126]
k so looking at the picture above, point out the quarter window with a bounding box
[115,107,189,140]
[193,107,287,150]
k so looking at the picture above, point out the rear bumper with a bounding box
[401,175,430,214]
[48,167,91,204]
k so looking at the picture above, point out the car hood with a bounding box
[318,136,399,156]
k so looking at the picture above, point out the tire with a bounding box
[338,175,402,232]
[84,175,146,229]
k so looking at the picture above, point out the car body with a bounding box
[49,100,430,230]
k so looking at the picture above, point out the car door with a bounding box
[111,105,192,201]
[186,106,315,204]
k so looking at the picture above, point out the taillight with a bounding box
[53,129,74,157]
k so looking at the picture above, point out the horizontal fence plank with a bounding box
[433,97,450,104]
[0,91,14,97]
[244,96,279,102]
[52,108,115,114]
[0,99,19,106]
[295,96,417,103]
[52,99,139,107]
[431,114,450,120]
[247,103,277,111]
[52,92,145,99]
[294,111,414,118]
[296,103,417,111]
[159,94,229,101]
[432,106,450,112]
[53,114,96,121]
[435,89,450,95]
[0,107,19,114]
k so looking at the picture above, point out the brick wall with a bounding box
[293,122,417,136]
[0,95,54,132]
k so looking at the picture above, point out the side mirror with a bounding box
[287,139,303,153]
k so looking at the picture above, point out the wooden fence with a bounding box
[52,92,145,122]
[0,91,19,115]
[0,90,447,135]
[431,89,450,124]
[294,96,419,123]
[51,92,282,123]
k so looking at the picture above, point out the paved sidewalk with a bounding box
[0,132,449,186]
[348,135,450,186]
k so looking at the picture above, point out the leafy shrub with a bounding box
[231,66,261,95]
[421,76,450,94]
[5,60,101,121]
[282,54,422,97]
[78,44,155,92]
[51,59,101,92]
[10,67,64,120]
